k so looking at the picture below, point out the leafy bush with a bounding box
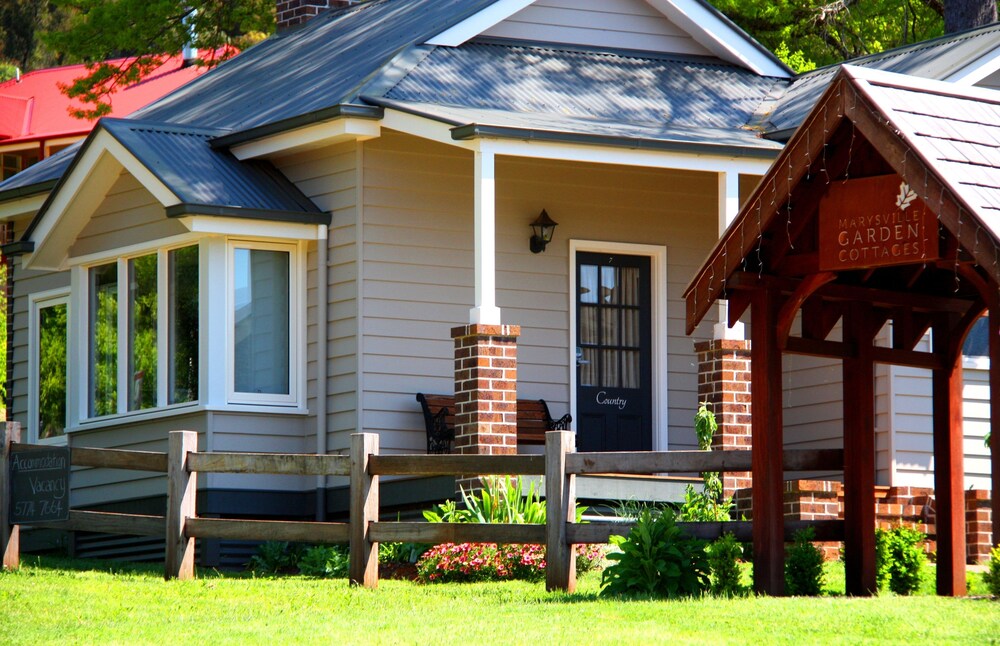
[379,541,429,564]
[875,525,927,595]
[423,476,550,524]
[298,545,349,578]
[708,532,747,597]
[785,527,824,596]
[416,543,546,583]
[248,541,299,575]
[600,508,710,598]
[984,544,1000,597]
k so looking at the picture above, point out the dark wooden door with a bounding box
[575,251,652,451]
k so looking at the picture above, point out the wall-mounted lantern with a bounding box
[529,209,558,253]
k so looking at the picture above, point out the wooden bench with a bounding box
[416,393,572,454]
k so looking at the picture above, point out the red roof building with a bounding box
[0,54,214,180]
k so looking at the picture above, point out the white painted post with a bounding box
[545,430,576,592]
[714,170,745,339]
[166,430,197,580]
[470,149,501,325]
[350,432,379,588]
[1,422,21,571]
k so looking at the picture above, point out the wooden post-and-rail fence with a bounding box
[1,423,846,591]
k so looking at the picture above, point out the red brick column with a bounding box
[966,489,993,564]
[696,339,752,498]
[451,324,520,456]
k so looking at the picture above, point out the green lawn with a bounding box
[1,556,998,645]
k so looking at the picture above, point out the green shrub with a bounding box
[785,527,824,596]
[981,544,1000,597]
[875,525,927,595]
[379,541,429,564]
[297,545,349,578]
[600,508,710,598]
[423,476,547,524]
[708,532,747,597]
[248,541,298,575]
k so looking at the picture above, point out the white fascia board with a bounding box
[24,129,180,271]
[382,108,774,174]
[0,141,49,154]
[944,45,1000,85]
[477,137,776,176]
[647,0,790,78]
[0,193,46,221]
[229,118,381,160]
[425,0,536,46]
[177,215,323,240]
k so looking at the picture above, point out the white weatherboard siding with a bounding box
[357,130,721,454]
[481,0,714,56]
[69,172,187,259]
[273,142,359,458]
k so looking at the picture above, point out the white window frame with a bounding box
[28,289,71,445]
[226,239,303,407]
[78,242,201,422]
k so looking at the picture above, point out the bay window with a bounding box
[30,292,69,442]
[85,245,199,419]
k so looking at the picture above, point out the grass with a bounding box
[1,556,998,645]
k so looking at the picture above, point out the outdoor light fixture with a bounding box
[529,209,558,253]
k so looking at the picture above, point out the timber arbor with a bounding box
[686,65,1000,596]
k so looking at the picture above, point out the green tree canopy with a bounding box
[42,0,274,118]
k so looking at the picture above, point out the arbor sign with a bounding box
[819,175,938,271]
[9,446,70,523]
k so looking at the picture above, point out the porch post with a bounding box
[750,285,784,595]
[842,303,877,596]
[932,320,966,596]
[714,171,744,340]
[471,149,501,325]
[991,310,999,558]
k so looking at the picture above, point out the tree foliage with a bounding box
[0,0,76,71]
[712,0,948,73]
[41,0,274,118]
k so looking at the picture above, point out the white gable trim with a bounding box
[177,215,324,240]
[380,108,775,176]
[647,0,788,77]
[24,129,180,271]
[229,118,381,160]
[426,0,536,46]
[0,193,46,221]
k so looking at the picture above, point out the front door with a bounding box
[575,251,652,451]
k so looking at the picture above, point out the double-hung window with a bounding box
[86,245,199,418]
[228,241,298,405]
[30,292,69,442]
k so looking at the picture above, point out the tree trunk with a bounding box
[944,0,997,33]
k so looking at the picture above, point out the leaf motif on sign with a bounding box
[896,182,917,210]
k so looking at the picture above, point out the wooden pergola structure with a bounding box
[686,65,999,597]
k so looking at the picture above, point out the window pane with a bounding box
[90,263,118,416]
[963,316,988,357]
[38,303,67,439]
[169,246,199,404]
[234,248,290,395]
[128,254,157,411]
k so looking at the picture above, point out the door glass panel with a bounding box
[620,267,639,306]
[622,350,640,389]
[580,305,598,344]
[580,265,597,304]
[601,348,619,387]
[600,308,618,346]
[622,308,638,347]
[580,347,597,386]
[601,266,616,303]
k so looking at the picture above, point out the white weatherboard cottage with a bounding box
[0,0,994,563]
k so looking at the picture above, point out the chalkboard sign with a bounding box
[9,446,70,523]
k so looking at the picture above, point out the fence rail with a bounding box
[1,423,847,592]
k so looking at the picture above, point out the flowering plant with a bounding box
[417,543,546,583]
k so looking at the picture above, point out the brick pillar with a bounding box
[451,324,520,456]
[276,0,358,30]
[966,489,993,564]
[696,339,752,498]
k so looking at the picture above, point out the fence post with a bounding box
[1,422,21,571]
[546,430,576,592]
[350,432,379,588]
[166,430,197,580]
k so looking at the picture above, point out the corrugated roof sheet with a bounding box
[765,23,1000,135]
[380,42,784,134]
[132,0,498,131]
[100,119,321,216]
[0,144,76,200]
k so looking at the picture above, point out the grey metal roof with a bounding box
[131,0,498,132]
[377,42,785,138]
[100,119,322,219]
[765,23,1000,136]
